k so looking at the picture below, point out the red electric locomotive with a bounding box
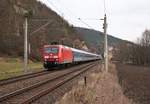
[42,44,101,69]
[42,45,73,68]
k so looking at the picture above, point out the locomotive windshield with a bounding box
[44,47,58,54]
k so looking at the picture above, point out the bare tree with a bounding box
[116,29,150,65]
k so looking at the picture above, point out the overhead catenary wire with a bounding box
[30,21,52,35]
[77,18,101,20]
[46,0,76,25]
[58,0,97,29]
[46,0,95,30]
[103,0,107,14]
[46,0,64,17]
[78,18,94,29]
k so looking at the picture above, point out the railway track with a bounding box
[0,70,50,86]
[0,64,85,86]
[0,62,97,104]
[0,63,93,86]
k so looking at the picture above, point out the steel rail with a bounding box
[21,63,97,104]
[0,62,96,86]
[0,62,94,102]
[0,70,50,86]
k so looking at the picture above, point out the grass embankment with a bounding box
[56,64,133,104]
[0,57,42,80]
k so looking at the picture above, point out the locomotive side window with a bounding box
[44,47,58,54]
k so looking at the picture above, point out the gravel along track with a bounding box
[116,63,150,104]
[0,62,96,104]
[0,63,92,96]
[0,70,49,86]
[34,61,101,104]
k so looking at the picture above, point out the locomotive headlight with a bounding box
[53,56,58,58]
[44,56,49,59]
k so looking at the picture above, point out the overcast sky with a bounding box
[39,0,150,42]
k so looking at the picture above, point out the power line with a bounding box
[78,18,94,29]
[53,0,95,30]
[77,18,101,21]
[47,0,64,17]
[30,21,52,35]
[46,0,76,26]
[103,0,107,14]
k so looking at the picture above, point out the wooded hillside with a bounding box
[0,0,82,60]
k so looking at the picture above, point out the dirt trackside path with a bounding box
[55,63,133,104]
[94,63,133,104]
[116,63,150,104]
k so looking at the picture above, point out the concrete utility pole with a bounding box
[104,14,108,72]
[24,17,28,72]
[14,4,32,72]
[102,14,108,72]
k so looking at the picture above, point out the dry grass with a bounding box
[0,57,42,80]
[55,73,99,104]
[116,63,150,104]
[55,64,134,104]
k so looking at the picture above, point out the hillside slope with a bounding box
[75,27,126,53]
[0,0,130,59]
[0,0,82,59]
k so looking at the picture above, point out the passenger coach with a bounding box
[42,45,101,69]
